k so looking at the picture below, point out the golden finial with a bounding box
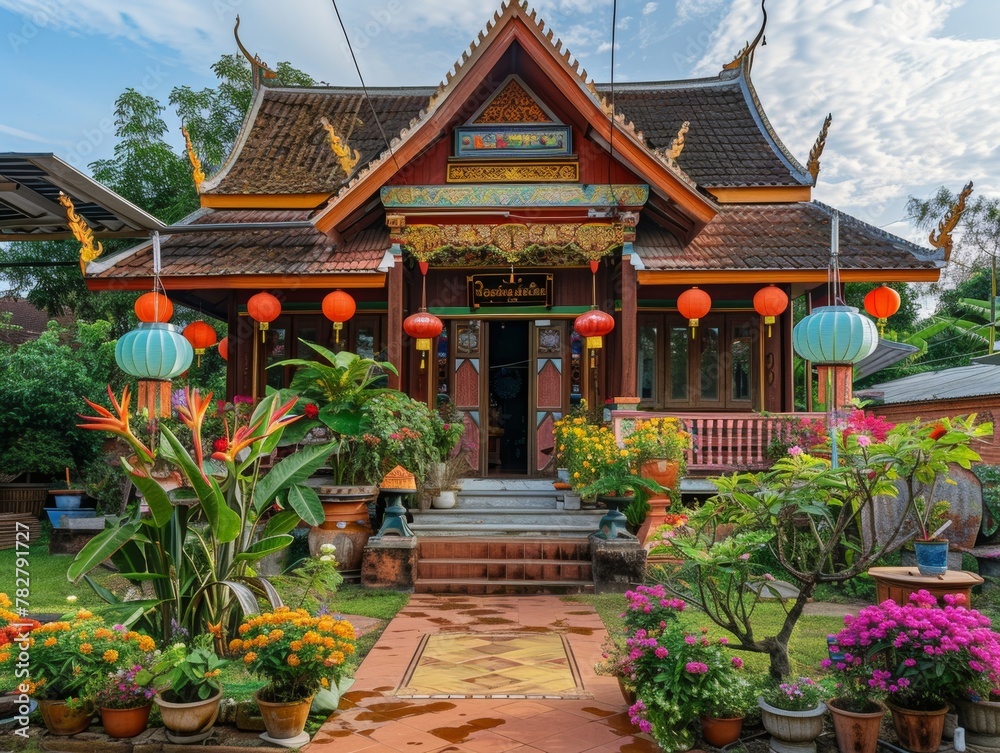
[665,121,690,161]
[723,0,767,72]
[234,16,277,89]
[181,126,205,191]
[929,181,974,260]
[807,113,833,182]
[58,193,103,275]
[320,116,361,177]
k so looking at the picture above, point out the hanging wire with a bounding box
[329,0,403,177]
[606,0,619,209]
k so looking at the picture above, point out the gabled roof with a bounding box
[635,202,941,275]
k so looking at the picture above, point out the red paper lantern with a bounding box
[864,285,901,335]
[134,292,173,323]
[574,309,615,350]
[218,336,229,361]
[677,286,712,337]
[182,320,218,365]
[322,290,356,343]
[403,311,443,371]
[247,292,281,341]
[753,285,789,337]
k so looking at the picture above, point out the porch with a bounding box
[612,410,827,476]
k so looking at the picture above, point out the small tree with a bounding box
[662,413,990,678]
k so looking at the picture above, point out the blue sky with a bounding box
[1,0,999,265]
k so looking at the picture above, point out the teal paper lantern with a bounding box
[116,322,193,379]
[792,305,878,364]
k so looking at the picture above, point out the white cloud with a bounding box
[596,41,620,53]
[0,122,53,144]
[674,0,725,25]
[691,0,1000,229]
[642,2,658,15]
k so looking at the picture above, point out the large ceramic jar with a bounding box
[827,698,885,753]
[155,689,223,743]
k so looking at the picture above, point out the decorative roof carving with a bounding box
[234,16,277,89]
[929,181,974,261]
[723,0,767,73]
[474,78,553,123]
[663,121,690,161]
[58,192,103,274]
[806,113,832,182]
[319,117,361,177]
[182,126,205,192]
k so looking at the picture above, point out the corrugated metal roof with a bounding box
[864,363,1000,404]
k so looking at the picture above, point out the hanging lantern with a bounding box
[182,320,218,366]
[403,311,443,371]
[116,323,193,417]
[574,309,615,350]
[247,291,281,342]
[792,305,878,364]
[134,291,173,323]
[322,290,356,344]
[864,285,901,335]
[753,285,789,337]
[218,336,229,361]
[677,286,712,338]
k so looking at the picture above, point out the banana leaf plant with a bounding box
[69,385,335,645]
[270,340,398,486]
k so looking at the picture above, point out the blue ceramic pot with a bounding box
[52,493,84,510]
[913,539,949,576]
[45,509,96,528]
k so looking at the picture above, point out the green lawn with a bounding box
[566,592,848,678]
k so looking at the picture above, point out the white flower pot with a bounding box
[432,490,457,509]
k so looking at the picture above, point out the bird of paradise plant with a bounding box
[70,386,336,646]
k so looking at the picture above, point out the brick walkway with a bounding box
[307,594,658,753]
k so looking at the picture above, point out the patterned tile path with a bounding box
[307,594,658,753]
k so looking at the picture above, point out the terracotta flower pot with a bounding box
[828,698,885,753]
[254,689,315,740]
[641,459,679,490]
[887,700,948,753]
[155,689,222,743]
[701,715,744,747]
[37,699,93,736]
[101,704,152,738]
[308,486,378,571]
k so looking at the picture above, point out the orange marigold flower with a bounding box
[76,610,93,620]
[0,652,10,663]
[138,635,156,652]
[103,649,119,663]
[94,628,113,640]
[320,678,330,688]
[290,641,303,651]
[243,651,258,664]
[44,637,57,647]
[238,624,250,635]
[0,594,10,608]
[287,654,301,667]
[80,643,93,654]
[229,638,242,653]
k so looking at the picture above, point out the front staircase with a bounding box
[409,480,601,594]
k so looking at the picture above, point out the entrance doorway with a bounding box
[487,320,530,474]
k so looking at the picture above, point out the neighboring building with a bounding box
[0,297,72,345]
[75,2,947,477]
[860,363,1000,465]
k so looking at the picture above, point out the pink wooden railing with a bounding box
[612,411,827,474]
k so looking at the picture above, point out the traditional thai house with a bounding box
[80,2,950,479]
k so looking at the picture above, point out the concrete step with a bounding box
[414,578,594,595]
[455,489,561,509]
[418,558,593,582]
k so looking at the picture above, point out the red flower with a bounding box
[929,423,947,441]
[213,437,229,453]
[304,403,319,419]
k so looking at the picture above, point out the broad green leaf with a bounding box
[264,510,301,537]
[217,579,262,616]
[68,520,143,583]
[253,442,334,515]
[239,576,284,607]
[233,535,293,563]
[122,457,174,527]
[286,483,324,526]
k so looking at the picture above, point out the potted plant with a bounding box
[758,677,827,753]
[826,589,1000,753]
[1,609,157,736]
[701,675,756,747]
[143,634,227,743]
[92,662,156,739]
[231,607,357,741]
[428,453,467,509]
[623,416,691,489]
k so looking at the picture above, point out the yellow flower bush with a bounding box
[623,416,691,476]
[0,613,157,701]
[231,607,356,703]
[554,410,636,494]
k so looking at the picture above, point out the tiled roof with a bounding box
[0,297,72,344]
[207,87,433,196]
[204,69,809,196]
[636,202,941,271]
[90,209,387,279]
[601,74,811,187]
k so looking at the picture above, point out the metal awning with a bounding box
[0,153,164,241]
[853,338,920,380]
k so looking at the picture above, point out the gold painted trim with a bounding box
[58,192,103,274]
[182,126,205,192]
[86,273,386,291]
[807,114,832,182]
[319,117,361,177]
[199,193,331,209]
[929,180,973,261]
[707,186,812,204]
[637,269,941,285]
[446,159,579,183]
